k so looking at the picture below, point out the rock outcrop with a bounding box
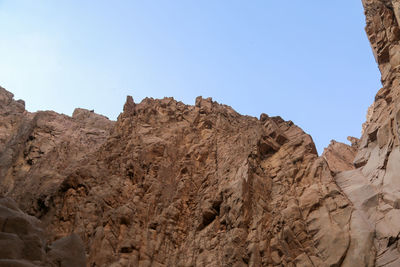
[0,197,86,267]
[327,1,400,266]
[322,138,358,173]
[1,0,400,266]
[0,90,356,266]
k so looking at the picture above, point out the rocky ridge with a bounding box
[1,0,400,266]
[0,90,356,266]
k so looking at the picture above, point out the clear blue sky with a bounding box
[0,1,381,154]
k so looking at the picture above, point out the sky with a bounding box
[0,1,381,154]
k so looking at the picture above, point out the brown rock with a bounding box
[0,197,85,266]
[0,88,352,266]
[3,0,400,265]
[323,140,357,172]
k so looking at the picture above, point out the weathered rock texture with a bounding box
[322,138,358,173]
[0,197,86,267]
[0,89,356,266]
[330,1,400,266]
[1,1,400,266]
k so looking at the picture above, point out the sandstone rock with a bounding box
[0,87,353,266]
[322,140,357,172]
[330,1,400,265]
[0,197,85,266]
[2,0,400,265]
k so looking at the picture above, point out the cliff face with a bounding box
[0,1,399,266]
[330,1,400,266]
[0,90,356,266]
[0,197,86,267]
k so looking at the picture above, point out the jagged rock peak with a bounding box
[0,85,352,266]
[3,1,400,265]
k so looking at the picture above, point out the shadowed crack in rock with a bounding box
[2,0,400,265]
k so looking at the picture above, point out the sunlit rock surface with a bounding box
[1,0,400,266]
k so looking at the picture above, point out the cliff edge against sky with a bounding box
[1,0,400,266]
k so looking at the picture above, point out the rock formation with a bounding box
[331,1,400,266]
[0,197,86,267]
[1,0,400,266]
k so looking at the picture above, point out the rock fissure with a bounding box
[1,1,400,266]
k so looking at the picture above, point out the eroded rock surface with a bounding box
[0,88,113,217]
[0,197,86,267]
[322,139,358,173]
[1,0,400,266]
[327,1,400,266]
[0,89,356,266]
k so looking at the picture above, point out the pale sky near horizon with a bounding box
[0,1,381,154]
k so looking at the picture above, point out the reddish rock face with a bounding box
[1,89,354,266]
[0,197,86,267]
[332,1,400,266]
[2,0,400,266]
[322,139,358,173]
